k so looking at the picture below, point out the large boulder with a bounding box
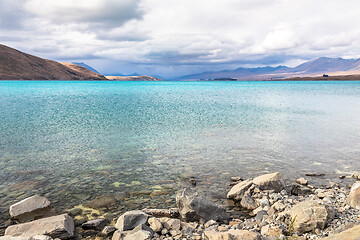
[5,214,74,239]
[320,224,360,240]
[203,230,261,240]
[114,210,149,231]
[227,179,253,201]
[349,182,360,210]
[176,189,229,222]
[289,200,334,234]
[9,195,53,223]
[252,172,285,192]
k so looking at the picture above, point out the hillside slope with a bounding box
[0,44,106,80]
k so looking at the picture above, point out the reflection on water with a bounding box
[0,81,360,220]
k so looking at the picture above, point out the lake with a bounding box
[1,81,360,220]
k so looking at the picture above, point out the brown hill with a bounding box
[0,44,107,80]
[105,75,162,81]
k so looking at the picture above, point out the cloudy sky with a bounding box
[1,0,360,78]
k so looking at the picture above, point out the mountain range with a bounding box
[175,57,360,80]
[1,43,360,81]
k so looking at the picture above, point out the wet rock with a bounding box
[230,177,243,182]
[101,226,117,236]
[289,200,334,234]
[142,208,179,218]
[227,179,253,201]
[252,172,285,192]
[176,189,229,222]
[115,210,149,231]
[305,173,325,177]
[189,177,197,186]
[148,217,162,232]
[9,195,53,223]
[81,218,108,230]
[296,178,308,185]
[5,214,74,239]
[349,181,360,210]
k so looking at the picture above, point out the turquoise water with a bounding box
[1,81,360,219]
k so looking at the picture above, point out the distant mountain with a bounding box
[105,75,162,81]
[176,57,360,81]
[72,62,100,74]
[0,44,107,80]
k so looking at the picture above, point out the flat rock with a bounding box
[5,214,74,239]
[227,179,253,201]
[114,210,149,231]
[252,172,285,192]
[289,200,334,234]
[9,195,53,223]
[320,224,360,240]
[349,182,360,210]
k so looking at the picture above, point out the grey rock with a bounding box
[176,189,229,222]
[9,195,53,223]
[5,214,74,239]
[114,210,149,231]
[240,193,258,210]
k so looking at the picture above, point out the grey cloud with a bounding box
[24,0,143,28]
[0,0,29,29]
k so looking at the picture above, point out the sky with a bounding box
[1,0,360,79]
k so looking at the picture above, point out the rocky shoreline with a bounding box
[1,172,360,240]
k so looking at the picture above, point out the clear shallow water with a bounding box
[1,81,360,219]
